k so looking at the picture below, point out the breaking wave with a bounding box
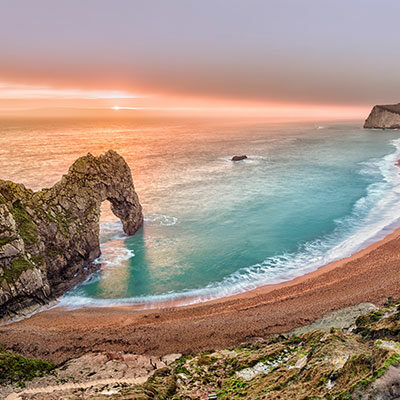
[144,214,178,226]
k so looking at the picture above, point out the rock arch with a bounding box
[0,150,143,319]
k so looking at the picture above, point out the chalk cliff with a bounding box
[364,103,400,129]
[0,150,143,319]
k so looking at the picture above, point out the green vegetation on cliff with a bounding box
[0,345,55,387]
[1,257,34,284]
[0,150,143,319]
[10,200,39,246]
[5,300,400,399]
[0,236,16,248]
[77,300,400,399]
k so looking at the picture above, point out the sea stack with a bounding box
[231,155,248,161]
[364,103,400,129]
[0,150,143,319]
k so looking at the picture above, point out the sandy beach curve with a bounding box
[2,223,400,363]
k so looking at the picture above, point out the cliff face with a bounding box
[364,103,400,129]
[0,150,143,319]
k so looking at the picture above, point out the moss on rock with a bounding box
[0,150,143,319]
[69,300,400,400]
[9,200,38,246]
[0,346,55,386]
[1,257,34,284]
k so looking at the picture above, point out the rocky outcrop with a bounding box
[5,300,400,399]
[231,155,247,161]
[0,150,143,320]
[364,103,400,129]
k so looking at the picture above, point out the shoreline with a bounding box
[55,217,400,312]
[3,221,400,363]
[52,133,400,313]
[55,217,400,310]
[227,220,400,301]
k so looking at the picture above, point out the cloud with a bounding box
[1,0,399,106]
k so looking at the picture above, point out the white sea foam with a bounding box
[144,213,178,226]
[93,245,135,267]
[99,221,126,242]
[99,213,178,242]
[60,138,400,309]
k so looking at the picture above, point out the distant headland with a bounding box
[364,103,400,129]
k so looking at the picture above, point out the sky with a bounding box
[1,0,399,118]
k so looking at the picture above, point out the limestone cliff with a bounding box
[364,103,400,129]
[0,150,143,319]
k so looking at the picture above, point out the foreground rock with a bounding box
[4,299,400,399]
[0,150,143,320]
[364,103,400,129]
[231,155,247,161]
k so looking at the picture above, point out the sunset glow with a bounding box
[0,82,140,100]
[0,80,369,120]
[1,1,398,120]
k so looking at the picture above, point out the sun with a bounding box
[112,106,121,110]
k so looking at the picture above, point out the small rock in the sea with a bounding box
[231,155,247,161]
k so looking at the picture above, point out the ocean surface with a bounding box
[1,116,400,307]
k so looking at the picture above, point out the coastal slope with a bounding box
[364,103,400,129]
[3,301,400,399]
[0,150,143,320]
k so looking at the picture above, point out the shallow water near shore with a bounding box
[1,116,400,307]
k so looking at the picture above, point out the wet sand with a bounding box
[2,226,400,364]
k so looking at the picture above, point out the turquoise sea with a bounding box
[1,116,400,307]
